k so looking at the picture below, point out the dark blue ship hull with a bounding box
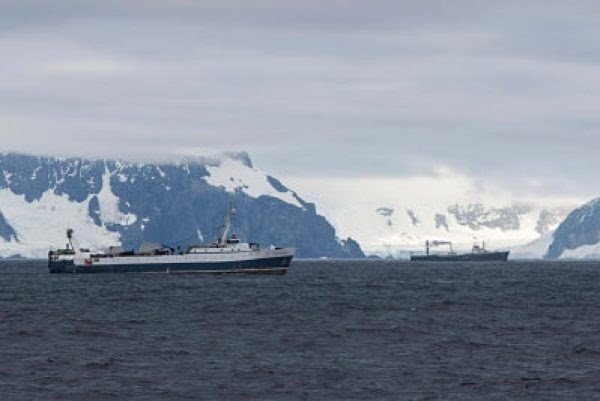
[410,251,509,262]
[49,256,293,275]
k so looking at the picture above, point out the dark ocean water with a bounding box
[2,259,600,401]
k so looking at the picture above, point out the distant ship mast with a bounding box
[66,228,75,251]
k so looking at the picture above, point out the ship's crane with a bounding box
[425,240,454,255]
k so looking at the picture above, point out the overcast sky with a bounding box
[1,1,600,206]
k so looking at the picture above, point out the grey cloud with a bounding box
[1,1,600,200]
[1,1,483,31]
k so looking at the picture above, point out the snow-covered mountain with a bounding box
[0,153,363,259]
[512,197,600,260]
[328,202,572,258]
[545,198,600,259]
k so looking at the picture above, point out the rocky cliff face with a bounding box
[546,198,600,259]
[0,153,364,258]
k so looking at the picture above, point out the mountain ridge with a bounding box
[0,152,364,259]
[546,198,600,259]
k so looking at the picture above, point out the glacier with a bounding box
[326,201,572,259]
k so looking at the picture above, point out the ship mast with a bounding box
[219,202,234,245]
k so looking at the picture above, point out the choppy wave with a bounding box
[1,259,599,400]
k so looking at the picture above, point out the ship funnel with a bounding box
[66,228,75,251]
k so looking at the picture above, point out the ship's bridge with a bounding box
[188,241,256,254]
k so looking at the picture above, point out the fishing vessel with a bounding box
[48,205,294,274]
[410,240,509,262]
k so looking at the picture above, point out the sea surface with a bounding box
[1,259,600,401]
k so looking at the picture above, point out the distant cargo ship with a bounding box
[410,240,509,262]
[48,204,294,274]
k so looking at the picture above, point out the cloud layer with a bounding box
[1,1,600,202]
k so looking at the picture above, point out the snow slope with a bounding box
[510,232,555,259]
[560,243,600,259]
[327,202,571,258]
[0,189,124,257]
[97,167,137,225]
[204,157,303,208]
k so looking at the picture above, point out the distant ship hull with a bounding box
[410,251,509,262]
[49,250,293,275]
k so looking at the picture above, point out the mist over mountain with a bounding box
[330,202,572,259]
[0,153,363,259]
